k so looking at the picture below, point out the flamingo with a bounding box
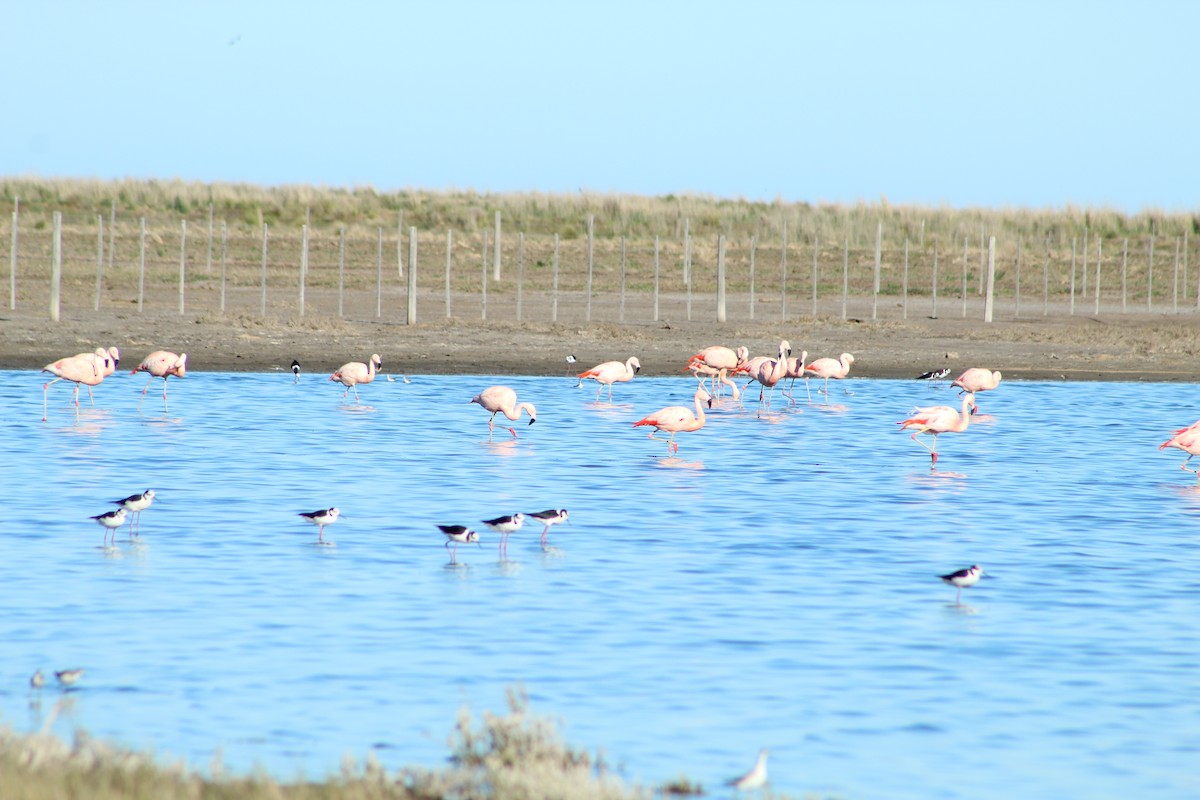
[897,392,974,467]
[743,340,791,410]
[42,353,105,422]
[780,349,811,405]
[578,356,641,402]
[133,351,188,413]
[71,346,120,404]
[805,352,855,400]
[1159,426,1200,480]
[952,367,1002,414]
[330,354,382,403]
[470,386,537,438]
[685,345,748,401]
[633,385,712,454]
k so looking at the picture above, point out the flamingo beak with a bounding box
[528,418,536,425]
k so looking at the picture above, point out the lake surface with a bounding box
[1,367,1197,799]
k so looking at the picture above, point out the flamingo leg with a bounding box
[42,378,64,421]
[911,431,940,465]
[162,378,170,412]
[138,375,154,412]
[805,377,813,403]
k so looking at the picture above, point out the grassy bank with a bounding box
[3,176,1198,325]
[1,690,727,800]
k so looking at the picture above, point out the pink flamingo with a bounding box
[72,346,120,405]
[898,393,974,467]
[805,352,855,400]
[685,345,748,400]
[780,349,811,405]
[633,386,712,454]
[330,354,381,403]
[1159,426,1200,481]
[578,356,641,402]
[952,368,1002,414]
[42,353,105,422]
[743,340,791,410]
[470,385,537,438]
[133,351,188,412]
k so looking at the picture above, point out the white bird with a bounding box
[482,513,525,558]
[112,489,155,536]
[527,508,569,548]
[55,668,85,688]
[437,525,481,564]
[91,508,127,546]
[727,748,769,793]
[939,565,985,604]
[298,507,340,543]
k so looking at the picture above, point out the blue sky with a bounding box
[4,2,1197,213]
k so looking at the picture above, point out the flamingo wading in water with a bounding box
[578,356,641,402]
[897,392,974,467]
[330,354,382,403]
[685,345,748,401]
[633,386,712,454]
[470,386,537,438]
[743,340,791,411]
[42,352,105,422]
[1159,425,1200,481]
[805,352,855,400]
[952,367,1002,414]
[133,351,188,413]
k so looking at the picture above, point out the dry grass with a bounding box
[1,689,743,800]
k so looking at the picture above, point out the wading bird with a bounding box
[470,386,537,439]
[330,354,381,403]
[633,386,712,454]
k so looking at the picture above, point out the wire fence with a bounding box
[5,202,1197,325]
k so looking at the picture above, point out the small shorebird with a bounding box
[55,668,85,688]
[291,359,301,383]
[298,507,340,543]
[916,367,950,383]
[727,748,769,794]
[482,513,525,557]
[113,489,155,536]
[91,508,127,545]
[527,508,569,548]
[437,525,481,564]
[30,669,45,689]
[939,565,985,604]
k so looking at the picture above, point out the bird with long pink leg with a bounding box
[578,355,640,402]
[685,345,748,401]
[133,351,187,413]
[804,351,854,401]
[952,367,1001,414]
[897,392,974,468]
[742,340,791,412]
[330,354,381,403]
[1158,425,1200,481]
[42,352,105,422]
[633,386,712,455]
[470,386,537,439]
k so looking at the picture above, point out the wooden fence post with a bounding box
[375,226,383,317]
[961,237,968,318]
[716,234,726,323]
[138,217,146,313]
[516,232,525,321]
[207,203,213,274]
[179,219,187,314]
[1094,239,1103,316]
[841,238,849,321]
[481,230,488,321]
[1173,237,1180,313]
[1069,238,1076,315]
[748,235,756,321]
[902,238,909,320]
[94,214,104,311]
[552,233,560,323]
[260,223,269,316]
[8,198,17,309]
[931,236,939,318]
[338,226,345,317]
[220,220,228,313]
[779,221,787,321]
[398,211,405,280]
[107,198,115,280]
[685,223,693,321]
[653,236,660,322]
[983,235,996,322]
[811,236,818,317]
[408,226,417,324]
[493,210,501,281]
[1148,235,1155,312]
[1014,238,1022,318]
[619,235,626,323]
[445,229,452,319]
[1121,238,1128,313]
[299,223,308,316]
[586,215,594,322]
[872,221,881,320]
[50,211,61,322]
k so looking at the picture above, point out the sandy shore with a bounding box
[5,289,1200,381]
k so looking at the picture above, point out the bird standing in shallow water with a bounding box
[726,748,769,794]
[330,354,381,403]
[578,356,641,402]
[633,387,712,454]
[437,525,480,564]
[1158,425,1200,481]
[133,351,188,413]
[897,393,974,467]
[939,565,984,604]
[30,669,45,689]
[291,360,301,383]
[952,367,1002,414]
[470,386,537,439]
[298,507,340,543]
[91,508,127,545]
[55,668,85,688]
[527,509,569,548]
[482,513,525,558]
[113,489,155,536]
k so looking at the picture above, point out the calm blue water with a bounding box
[1,368,1197,799]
